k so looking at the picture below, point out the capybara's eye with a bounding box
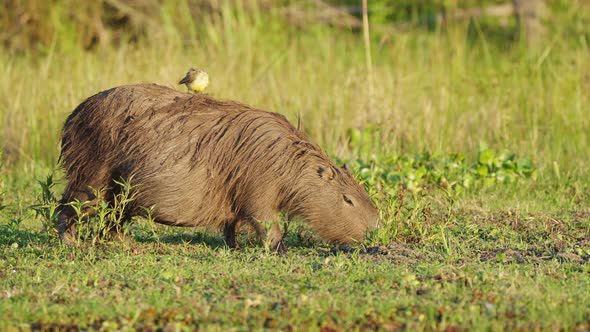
[342,194,354,206]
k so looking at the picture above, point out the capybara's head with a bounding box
[291,158,379,244]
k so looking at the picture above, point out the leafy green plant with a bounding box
[342,134,537,197]
[476,143,537,184]
[30,174,60,236]
[71,178,137,246]
[343,139,538,248]
[31,175,137,245]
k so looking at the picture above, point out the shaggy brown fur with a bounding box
[58,84,379,250]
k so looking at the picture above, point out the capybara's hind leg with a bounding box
[57,205,78,245]
[58,175,115,244]
[245,219,266,244]
[229,218,287,252]
[225,218,267,249]
[57,189,99,245]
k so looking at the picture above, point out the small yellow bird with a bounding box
[178,67,209,93]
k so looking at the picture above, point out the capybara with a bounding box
[57,84,379,250]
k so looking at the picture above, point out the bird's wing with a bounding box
[178,75,190,85]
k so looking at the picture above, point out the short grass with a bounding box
[1,167,589,330]
[1,1,589,330]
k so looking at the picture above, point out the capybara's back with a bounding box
[58,84,378,250]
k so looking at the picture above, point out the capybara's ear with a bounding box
[341,163,349,172]
[317,166,334,181]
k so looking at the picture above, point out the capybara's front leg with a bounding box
[268,222,287,254]
[224,219,240,249]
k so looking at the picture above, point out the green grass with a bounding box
[1,1,590,330]
[1,173,589,330]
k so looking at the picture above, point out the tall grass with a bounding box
[0,1,588,181]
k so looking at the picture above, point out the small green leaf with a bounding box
[415,166,427,179]
[463,174,474,188]
[478,149,495,166]
[498,150,516,162]
[517,158,533,173]
[502,160,516,170]
[476,165,488,177]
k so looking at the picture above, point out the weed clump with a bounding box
[344,128,537,196]
[32,176,136,245]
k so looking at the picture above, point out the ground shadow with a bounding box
[130,222,325,252]
[0,222,53,247]
[137,231,228,249]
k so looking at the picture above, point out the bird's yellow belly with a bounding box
[188,77,209,92]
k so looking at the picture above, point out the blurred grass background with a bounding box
[0,0,589,181]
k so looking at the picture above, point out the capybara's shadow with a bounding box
[157,232,227,249]
[133,228,227,249]
[0,223,53,248]
[131,224,322,251]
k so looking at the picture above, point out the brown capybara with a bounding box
[57,84,379,251]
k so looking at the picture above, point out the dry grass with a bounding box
[1,1,589,177]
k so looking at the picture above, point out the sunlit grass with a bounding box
[0,2,588,181]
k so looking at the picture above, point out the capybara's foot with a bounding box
[225,237,240,250]
[270,240,287,254]
[58,225,77,246]
[108,229,131,243]
[224,221,240,249]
